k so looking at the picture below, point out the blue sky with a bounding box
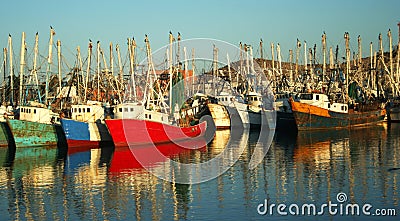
[0,0,399,64]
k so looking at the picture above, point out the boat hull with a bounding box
[7,119,66,147]
[388,106,400,122]
[248,110,261,128]
[290,100,386,130]
[105,119,207,147]
[0,121,15,147]
[276,111,296,130]
[60,118,113,148]
[207,103,230,129]
[228,101,250,129]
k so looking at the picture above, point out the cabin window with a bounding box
[28,109,31,114]
[83,108,85,113]
[328,103,331,108]
[300,94,313,100]
[119,108,122,112]
[124,108,128,112]
[78,108,81,113]
[87,108,90,112]
[145,114,147,118]
[316,95,320,100]
[130,108,134,112]
[149,114,152,119]
[230,97,233,101]
[341,106,344,111]
[34,109,36,114]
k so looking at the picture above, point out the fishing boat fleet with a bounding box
[0,24,399,149]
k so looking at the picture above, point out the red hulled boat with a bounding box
[105,103,207,147]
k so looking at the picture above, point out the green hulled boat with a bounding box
[7,105,66,147]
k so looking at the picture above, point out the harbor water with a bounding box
[0,123,399,220]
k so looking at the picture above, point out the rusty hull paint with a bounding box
[7,119,62,147]
[290,100,386,130]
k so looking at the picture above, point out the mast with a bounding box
[168,32,174,114]
[309,48,314,85]
[177,32,181,70]
[344,32,350,102]
[369,42,373,90]
[379,33,384,62]
[270,42,275,91]
[397,22,400,86]
[45,27,55,106]
[96,41,101,101]
[100,44,109,102]
[245,44,250,86]
[183,46,188,96]
[388,29,393,85]
[191,48,195,95]
[116,44,123,103]
[378,33,384,97]
[8,35,14,106]
[295,39,301,79]
[33,32,41,103]
[130,37,137,100]
[374,51,377,93]
[100,45,108,74]
[260,39,266,70]
[239,42,243,89]
[304,41,308,72]
[358,35,362,67]
[322,32,327,82]
[109,42,114,101]
[2,48,6,106]
[329,47,334,70]
[84,40,92,103]
[227,53,232,90]
[213,44,218,96]
[57,39,62,107]
[19,32,26,106]
[144,35,156,108]
[277,43,283,78]
[77,46,84,102]
[289,49,293,83]
[270,42,275,75]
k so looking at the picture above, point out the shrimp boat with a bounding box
[105,102,207,147]
[105,34,207,147]
[7,102,66,147]
[216,92,250,128]
[289,93,386,130]
[60,101,113,148]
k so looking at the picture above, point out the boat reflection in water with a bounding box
[0,144,67,221]
[0,124,399,220]
[270,123,396,205]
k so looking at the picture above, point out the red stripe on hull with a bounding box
[105,119,207,147]
[67,139,100,148]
